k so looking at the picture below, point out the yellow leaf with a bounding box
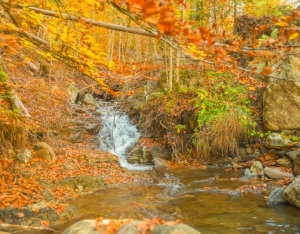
[289,32,299,40]
[275,22,287,27]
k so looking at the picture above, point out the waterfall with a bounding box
[97,105,152,171]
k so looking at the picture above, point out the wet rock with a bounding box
[34,142,56,163]
[292,153,300,176]
[62,219,105,234]
[152,223,201,234]
[62,219,201,234]
[57,175,104,190]
[267,188,287,205]
[277,157,292,168]
[239,168,256,181]
[67,84,79,104]
[265,133,290,149]
[250,161,263,174]
[85,123,101,135]
[287,151,300,161]
[17,149,32,163]
[264,167,294,180]
[127,145,172,165]
[284,175,300,208]
[83,93,95,105]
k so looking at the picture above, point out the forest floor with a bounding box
[0,61,149,230]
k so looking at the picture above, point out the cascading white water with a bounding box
[97,105,152,171]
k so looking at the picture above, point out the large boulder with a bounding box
[263,56,300,131]
[34,142,56,163]
[284,175,300,208]
[264,167,294,180]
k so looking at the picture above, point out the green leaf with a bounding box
[270,29,278,39]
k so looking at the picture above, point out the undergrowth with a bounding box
[138,70,255,162]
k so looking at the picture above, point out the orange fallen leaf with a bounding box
[17,212,24,218]
[41,220,50,227]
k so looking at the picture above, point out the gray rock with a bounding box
[239,168,256,181]
[265,133,291,149]
[284,175,300,208]
[152,223,201,234]
[34,142,56,163]
[83,93,95,105]
[287,151,299,161]
[117,220,144,234]
[63,219,201,234]
[277,157,292,168]
[127,145,172,165]
[17,149,32,163]
[67,84,79,104]
[250,161,263,174]
[62,220,99,234]
[267,188,287,205]
[264,167,294,180]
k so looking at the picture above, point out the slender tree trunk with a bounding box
[233,0,237,34]
[169,46,173,91]
[175,49,180,85]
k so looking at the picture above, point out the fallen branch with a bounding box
[0,223,57,233]
[9,2,155,37]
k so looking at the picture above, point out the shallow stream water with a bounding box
[57,105,300,234]
[57,168,300,234]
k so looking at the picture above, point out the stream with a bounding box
[58,104,300,233]
[57,168,300,233]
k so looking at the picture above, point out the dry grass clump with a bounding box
[211,109,248,157]
[0,110,27,153]
[194,108,249,159]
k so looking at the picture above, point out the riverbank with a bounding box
[0,64,149,231]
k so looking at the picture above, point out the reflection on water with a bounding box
[58,169,300,233]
